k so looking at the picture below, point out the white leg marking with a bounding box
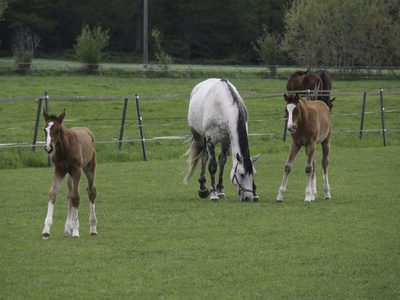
[64,200,73,237]
[324,172,331,200]
[42,202,54,238]
[305,166,314,202]
[72,207,80,238]
[90,203,97,235]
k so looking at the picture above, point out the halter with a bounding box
[231,162,254,195]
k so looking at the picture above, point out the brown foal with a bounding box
[42,109,97,239]
[277,94,332,202]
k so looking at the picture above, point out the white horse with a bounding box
[184,78,260,202]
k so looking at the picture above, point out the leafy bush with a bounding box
[74,26,110,74]
[12,27,41,75]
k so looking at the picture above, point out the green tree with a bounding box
[74,25,110,74]
[284,0,400,68]
[150,27,174,74]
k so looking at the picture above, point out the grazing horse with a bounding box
[277,94,332,202]
[315,70,335,110]
[286,70,322,101]
[184,78,260,202]
[42,109,97,239]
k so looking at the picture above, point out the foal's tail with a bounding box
[183,137,205,184]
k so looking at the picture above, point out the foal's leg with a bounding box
[198,138,210,198]
[65,168,82,237]
[42,168,66,239]
[277,142,300,202]
[321,141,331,200]
[65,174,74,237]
[206,137,219,202]
[216,142,230,199]
[83,160,98,236]
[305,143,317,202]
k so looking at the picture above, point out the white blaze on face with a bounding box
[286,103,296,131]
[45,122,54,152]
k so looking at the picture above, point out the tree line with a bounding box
[0,0,399,68]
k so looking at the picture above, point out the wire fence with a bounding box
[1,89,400,162]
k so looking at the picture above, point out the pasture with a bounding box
[0,75,400,298]
[1,146,399,298]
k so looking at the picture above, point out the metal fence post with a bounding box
[380,88,387,147]
[32,98,43,151]
[118,98,128,150]
[359,92,367,139]
[135,94,148,161]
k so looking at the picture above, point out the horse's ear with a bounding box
[42,108,50,121]
[294,94,300,102]
[58,109,66,123]
[251,153,261,163]
[236,153,243,163]
[284,94,289,102]
[306,69,310,74]
[331,97,335,102]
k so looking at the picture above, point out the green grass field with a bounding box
[1,147,399,299]
[0,74,400,298]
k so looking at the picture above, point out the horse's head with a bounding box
[284,93,302,133]
[43,109,66,154]
[231,153,261,202]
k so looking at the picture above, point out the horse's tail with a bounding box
[183,137,205,184]
[314,77,321,100]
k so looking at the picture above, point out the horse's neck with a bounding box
[55,125,72,153]
[298,100,311,125]
[228,113,249,165]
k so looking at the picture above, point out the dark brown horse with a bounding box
[287,70,335,110]
[42,109,97,239]
[277,94,332,202]
[286,70,322,101]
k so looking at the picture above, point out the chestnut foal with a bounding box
[277,94,332,202]
[42,109,97,239]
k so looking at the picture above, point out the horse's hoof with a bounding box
[325,196,331,200]
[198,188,210,198]
[276,199,283,203]
[64,231,71,237]
[90,232,97,236]
[210,195,219,202]
[253,196,259,202]
[217,192,226,199]
[42,233,50,240]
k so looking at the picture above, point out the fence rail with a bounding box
[1,88,400,166]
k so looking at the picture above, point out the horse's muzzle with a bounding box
[45,145,53,154]
[288,124,297,132]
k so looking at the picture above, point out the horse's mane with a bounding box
[49,114,58,120]
[294,70,308,76]
[220,79,253,174]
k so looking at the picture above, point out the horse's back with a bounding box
[71,127,96,165]
[308,101,332,142]
[188,78,235,137]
